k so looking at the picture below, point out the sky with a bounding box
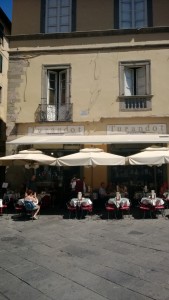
[0,0,13,20]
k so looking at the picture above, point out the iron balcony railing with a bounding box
[35,103,73,122]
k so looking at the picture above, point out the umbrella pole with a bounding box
[91,167,93,190]
[154,166,157,191]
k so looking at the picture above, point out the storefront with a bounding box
[6,125,169,199]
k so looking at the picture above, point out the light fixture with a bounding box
[25,162,40,169]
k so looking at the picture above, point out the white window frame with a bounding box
[47,67,70,106]
[45,0,72,33]
[41,65,71,121]
[119,0,147,29]
[119,60,151,96]
[0,86,2,103]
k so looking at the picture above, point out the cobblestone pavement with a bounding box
[0,209,169,300]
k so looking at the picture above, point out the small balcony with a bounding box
[35,104,73,122]
[119,95,152,111]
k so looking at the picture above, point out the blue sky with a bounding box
[0,0,13,20]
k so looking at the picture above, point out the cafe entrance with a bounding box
[109,144,167,198]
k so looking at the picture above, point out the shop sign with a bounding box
[107,124,167,134]
[28,126,85,135]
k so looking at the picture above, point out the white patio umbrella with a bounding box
[127,146,169,191]
[56,148,125,166]
[127,146,169,166]
[54,148,125,189]
[0,149,57,168]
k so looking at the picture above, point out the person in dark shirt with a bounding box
[26,175,37,193]
[75,178,84,196]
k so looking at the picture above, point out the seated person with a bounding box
[24,189,40,220]
[75,178,84,196]
[99,182,107,198]
[106,182,116,196]
[160,181,168,197]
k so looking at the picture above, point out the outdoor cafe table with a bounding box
[70,198,92,207]
[140,197,164,206]
[107,197,130,218]
[108,197,130,208]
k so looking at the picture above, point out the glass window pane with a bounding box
[120,0,147,29]
[48,17,57,26]
[60,25,69,32]
[46,0,71,33]
[48,27,58,33]
[60,72,66,105]
[48,8,57,17]
[49,74,55,89]
[48,0,58,8]
[136,67,146,95]
[49,90,55,105]
[120,0,132,29]
[134,0,147,27]
[60,7,69,16]
[60,16,69,25]
[61,0,70,7]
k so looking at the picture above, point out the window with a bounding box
[45,0,72,33]
[38,65,72,122]
[48,69,67,106]
[119,61,152,110]
[114,0,153,29]
[0,54,2,73]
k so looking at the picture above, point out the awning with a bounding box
[6,134,169,145]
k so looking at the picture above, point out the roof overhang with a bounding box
[6,134,169,145]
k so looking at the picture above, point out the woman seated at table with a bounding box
[117,184,128,197]
[24,189,40,220]
[106,182,116,196]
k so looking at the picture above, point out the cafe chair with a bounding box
[66,202,77,219]
[119,203,131,219]
[139,203,152,219]
[81,204,93,219]
[105,202,117,220]
[40,195,52,209]
[14,203,25,216]
[153,203,165,218]
[0,204,8,216]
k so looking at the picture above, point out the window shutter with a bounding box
[71,0,76,31]
[147,0,153,27]
[136,67,146,95]
[41,67,47,105]
[114,0,119,29]
[124,68,133,96]
[40,0,46,33]
[0,54,2,73]
[66,67,71,103]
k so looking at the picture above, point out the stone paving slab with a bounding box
[0,212,169,299]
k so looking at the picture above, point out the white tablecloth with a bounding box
[141,197,164,206]
[70,198,92,207]
[108,197,130,208]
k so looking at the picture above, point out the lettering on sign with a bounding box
[28,126,85,135]
[107,124,167,134]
